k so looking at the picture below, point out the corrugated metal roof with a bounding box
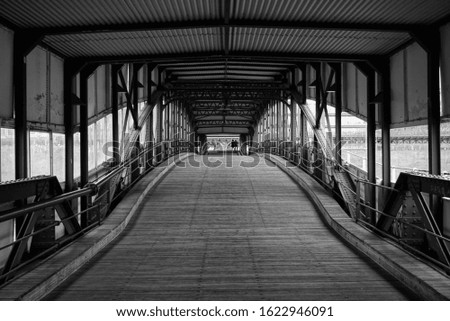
[232,0,450,25]
[44,28,222,57]
[0,0,221,28]
[0,0,447,63]
[231,27,410,55]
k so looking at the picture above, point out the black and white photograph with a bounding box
[0,0,449,319]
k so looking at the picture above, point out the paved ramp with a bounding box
[46,155,414,300]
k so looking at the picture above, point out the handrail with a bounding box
[270,145,450,273]
[0,187,95,223]
[0,139,192,285]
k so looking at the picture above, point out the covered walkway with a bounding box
[45,155,413,300]
[1,0,450,303]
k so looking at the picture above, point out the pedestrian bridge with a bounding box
[1,153,449,300]
[1,0,450,302]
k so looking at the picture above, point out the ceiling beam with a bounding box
[195,125,252,128]
[170,69,280,76]
[68,51,380,64]
[160,59,296,68]
[26,19,419,36]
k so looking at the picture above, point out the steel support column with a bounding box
[297,64,308,166]
[330,63,342,165]
[13,33,43,180]
[427,42,441,177]
[412,28,442,220]
[64,60,85,192]
[354,62,377,224]
[79,68,89,228]
[276,101,280,143]
[79,64,98,228]
[370,58,392,188]
[146,64,155,167]
[291,101,297,143]
[130,64,142,182]
[412,29,441,176]
[111,65,121,165]
[367,69,377,225]
[312,63,322,180]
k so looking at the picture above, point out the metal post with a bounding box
[79,68,89,228]
[355,180,361,221]
[158,97,164,161]
[291,102,297,144]
[412,28,442,222]
[13,33,39,180]
[64,63,75,192]
[147,64,155,167]
[413,30,443,177]
[313,63,322,180]
[111,65,120,165]
[276,101,280,145]
[427,36,442,222]
[367,68,377,225]
[131,64,141,182]
[381,61,392,188]
[330,63,342,165]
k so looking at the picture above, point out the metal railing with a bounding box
[268,145,450,274]
[0,140,193,285]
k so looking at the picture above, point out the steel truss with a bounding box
[195,119,253,127]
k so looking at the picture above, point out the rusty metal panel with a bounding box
[0,26,13,120]
[96,65,107,114]
[441,23,450,118]
[49,53,64,125]
[26,47,48,123]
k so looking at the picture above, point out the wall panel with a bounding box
[390,42,428,127]
[49,53,64,125]
[27,47,48,123]
[356,69,367,118]
[442,22,450,117]
[406,43,428,121]
[390,50,405,124]
[96,65,107,114]
[87,73,96,118]
[0,26,13,120]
